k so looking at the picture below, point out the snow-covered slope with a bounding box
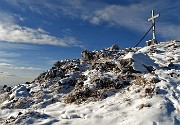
[0,40,179,125]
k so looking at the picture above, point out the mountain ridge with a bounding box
[0,40,180,125]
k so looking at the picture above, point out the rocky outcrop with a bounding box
[110,44,119,51]
[81,50,94,61]
[63,77,125,104]
[1,43,164,108]
[118,58,133,68]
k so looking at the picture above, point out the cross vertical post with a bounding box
[148,10,160,44]
[151,10,156,40]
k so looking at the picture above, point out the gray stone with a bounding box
[110,44,119,51]
[117,58,134,69]
[81,50,94,60]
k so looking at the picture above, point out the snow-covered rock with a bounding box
[123,52,156,72]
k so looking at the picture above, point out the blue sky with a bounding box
[0,0,179,85]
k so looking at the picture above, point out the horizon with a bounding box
[0,0,180,85]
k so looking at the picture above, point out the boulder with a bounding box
[81,50,94,60]
[3,85,7,89]
[117,58,134,69]
[123,52,155,73]
[5,87,12,92]
[53,61,63,68]
[110,44,119,51]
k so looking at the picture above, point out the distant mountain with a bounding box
[0,40,180,125]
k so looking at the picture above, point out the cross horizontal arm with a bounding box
[148,14,160,22]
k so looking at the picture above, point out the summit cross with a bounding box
[148,10,160,44]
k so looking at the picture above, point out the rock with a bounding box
[117,58,134,69]
[25,82,31,84]
[116,58,138,73]
[6,116,16,124]
[124,48,133,52]
[18,112,23,116]
[11,98,30,109]
[167,57,175,62]
[0,92,10,104]
[63,76,125,104]
[137,103,151,110]
[123,52,155,73]
[63,93,76,104]
[145,87,155,93]
[81,50,94,60]
[133,76,147,86]
[89,62,117,72]
[5,87,12,92]
[142,65,155,73]
[147,77,160,83]
[53,61,63,68]
[14,85,30,97]
[3,85,7,89]
[137,104,145,110]
[168,62,174,67]
[110,44,119,51]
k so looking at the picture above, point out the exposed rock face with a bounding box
[63,77,125,104]
[81,50,94,60]
[3,85,7,89]
[34,59,82,84]
[110,44,119,51]
[89,61,117,72]
[81,45,121,61]
[119,52,156,73]
[117,58,134,69]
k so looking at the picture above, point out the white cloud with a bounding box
[14,14,26,22]
[0,58,12,63]
[0,70,39,85]
[0,61,43,71]
[12,66,43,71]
[85,4,150,33]
[85,2,180,39]
[157,23,180,40]
[0,72,16,77]
[0,8,83,48]
[0,62,12,67]
[0,64,43,71]
[0,21,83,47]
[3,0,85,18]
[0,11,16,24]
[90,16,101,25]
[0,51,20,57]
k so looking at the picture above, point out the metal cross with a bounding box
[148,10,160,43]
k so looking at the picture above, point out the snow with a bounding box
[0,40,179,125]
[12,85,30,98]
[124,52,155,72]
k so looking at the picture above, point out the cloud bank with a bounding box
[0,72,16,78]
[0,22,83,47]
[0,11,83,48]
[0,62,43,71]
[84,1,180,40]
